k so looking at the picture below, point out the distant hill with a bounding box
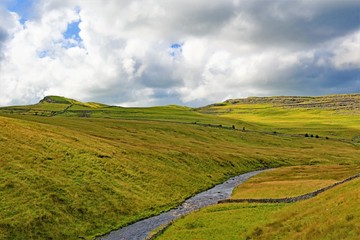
[0,95,110,117]
[203,93,360,112]
[39,95,109,108]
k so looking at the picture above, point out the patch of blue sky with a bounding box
[169,43,183,57]
[62,19,83,49]
[4,0,35,24]
[171,43,182,49]
[63,20,81,41]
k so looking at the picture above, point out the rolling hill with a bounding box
[0,94,359,239]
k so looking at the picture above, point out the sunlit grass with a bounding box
[157,203,286,240]
[0,94,359,239]
[198,94,360,141]
[158,166,360,240]
[251,178,360,240]
[231,165,360,198]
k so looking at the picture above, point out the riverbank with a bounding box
[98,169,268,240]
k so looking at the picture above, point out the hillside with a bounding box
[203,94,360,112]
[1,96,238,124]
[197,93,360,144]
[158,165,360,239]
[0,94,359,239]
[1,96,109,117]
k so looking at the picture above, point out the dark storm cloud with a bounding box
[258,58,360,96]
[174,2,236,36]
[227,0,360,48]
[140,64,183,89]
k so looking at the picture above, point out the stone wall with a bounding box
[218,173,360,204]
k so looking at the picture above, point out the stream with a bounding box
[99,169,267,240]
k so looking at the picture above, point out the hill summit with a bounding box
[39,96,75,104]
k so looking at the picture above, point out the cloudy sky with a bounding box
[0,0,359,107]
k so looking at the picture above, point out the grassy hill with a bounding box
[0,94,359,239]
[197,93,360,143]
[157,165,360,240]
[204,94,360,112]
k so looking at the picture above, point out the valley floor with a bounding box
[156,165,360,240]
[0,94,359,239]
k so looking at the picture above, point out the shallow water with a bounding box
[99,169,267,240]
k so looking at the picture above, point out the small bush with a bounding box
[305,133,309,137]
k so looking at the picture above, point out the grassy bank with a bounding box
[231,165,360,199]
[157,165,360,239]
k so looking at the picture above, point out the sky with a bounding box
[0,0,359,107]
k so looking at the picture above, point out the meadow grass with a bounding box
[157,203,286,240]
[0,114,358,239]
[198,95,360,142]
[0,95,359,239]
[1,99,252,129]
[232,165,360,198]
[250,178,360,240]
[157,166,360,240]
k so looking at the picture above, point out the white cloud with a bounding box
[331,31,360,69]
[0,0,359,107]
[182,38,207,67]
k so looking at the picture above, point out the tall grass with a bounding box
[0,95,359,239]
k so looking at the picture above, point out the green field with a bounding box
[0,94,359,239]
[198,94,360,142]
[232,165,360,199]
[158,166,360,240]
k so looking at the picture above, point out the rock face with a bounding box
[40,96,56,103]
[39,96,72,104]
